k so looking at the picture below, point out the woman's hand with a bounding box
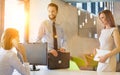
[12,39,19,49]
[17,44,28,62]
[99,55,108,63]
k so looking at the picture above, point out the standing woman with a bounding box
[0,28,30,75]
[95,10,120,72]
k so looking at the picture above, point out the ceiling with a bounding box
[62,0,120,3]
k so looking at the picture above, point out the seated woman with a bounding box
[0,28,30,75]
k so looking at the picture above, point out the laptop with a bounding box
[47,51,70,69]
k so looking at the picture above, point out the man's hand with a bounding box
[49,49,58,57]
[59,48,66,53]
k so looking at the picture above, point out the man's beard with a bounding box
[49,15,56,20]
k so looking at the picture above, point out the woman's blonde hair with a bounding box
[1,28,19,50]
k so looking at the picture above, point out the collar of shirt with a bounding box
[47,19,59,26]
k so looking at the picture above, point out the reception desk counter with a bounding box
[30,70,120,75]
[13,65,120,75]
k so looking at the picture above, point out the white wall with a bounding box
[29,0,50,42]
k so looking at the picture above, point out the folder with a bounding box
[94,49,110,63]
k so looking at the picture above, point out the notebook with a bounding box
[47,51,70,69]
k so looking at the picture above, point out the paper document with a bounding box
[94,49,111,63]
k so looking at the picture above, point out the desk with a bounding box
[30,70,120,75]
[13,65,120,75]
[30,66,120,75]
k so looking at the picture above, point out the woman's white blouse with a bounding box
[0,47,30,75]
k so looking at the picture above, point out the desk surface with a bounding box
[30,70,120,75]
[30,66,120,75]
[13,65,120,75]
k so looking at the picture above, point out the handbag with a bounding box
[47,51,70,69]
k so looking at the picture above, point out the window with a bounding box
[82,3,87,10]
[91,2,96,14]
[4,0,25,43]
[98,2,104,13]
